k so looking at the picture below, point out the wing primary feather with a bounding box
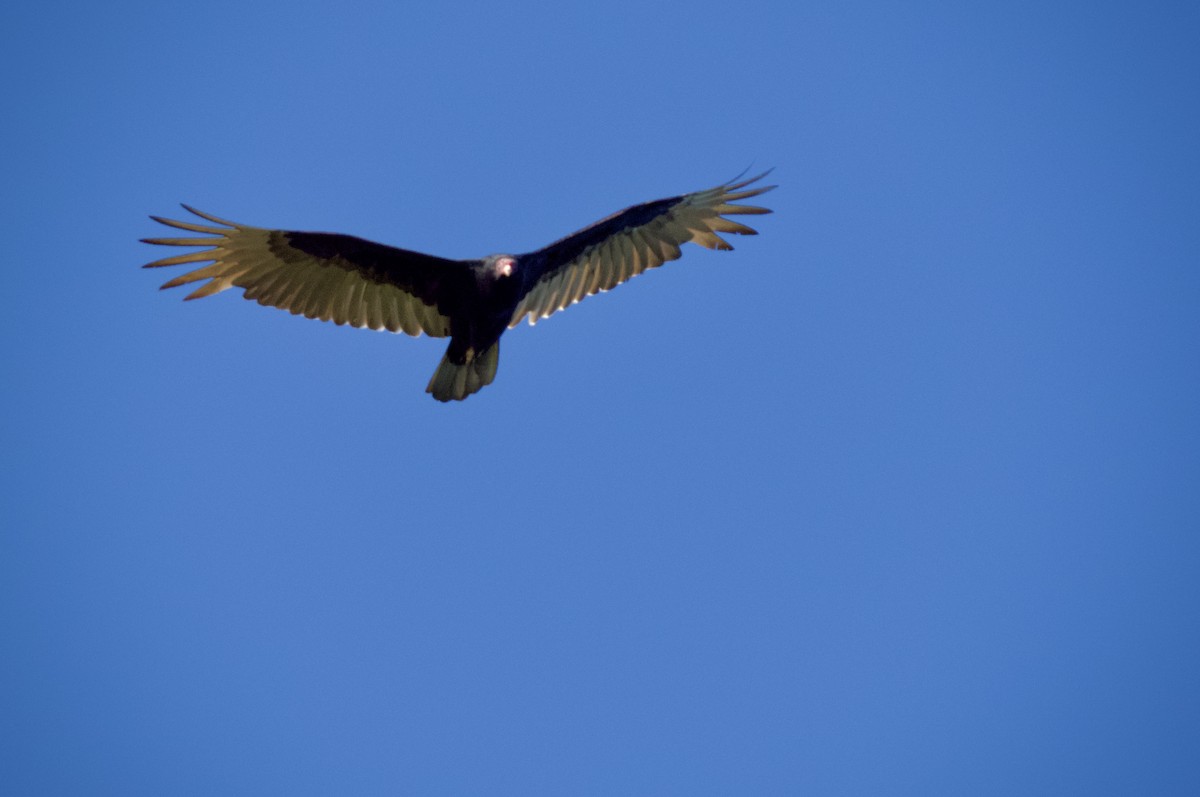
[180,204,241,228]
[149,216,228,235]
[713,203,772,215]
[721,187,776,203]
[708,218,758,235]
[159,263,225,290]
[144,250,218,268]
[141,237,221,247]
[184,279,230,301]
[691,230,731,250]
[723,168,775,192]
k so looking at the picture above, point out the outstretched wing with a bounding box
[142,206,473,337]
[510,170,775,327]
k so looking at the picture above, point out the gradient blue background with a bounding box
[3,2,1198,794]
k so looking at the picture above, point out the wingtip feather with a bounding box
[722,185,776,203]
[150,214,228,235]
[143,250,217,269]
[716,205,772,216]
[723,167,775,192]
[180,204,240,228]
[141,236,220,247]
[183,280,229,301]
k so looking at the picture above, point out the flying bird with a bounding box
[143,171,775,401]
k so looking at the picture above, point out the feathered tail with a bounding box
[426,341,500,402]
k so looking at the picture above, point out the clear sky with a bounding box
[2,1,1198,794]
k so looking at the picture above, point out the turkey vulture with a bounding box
[143,171,774,401]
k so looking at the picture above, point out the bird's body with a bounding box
[143,171,774,400]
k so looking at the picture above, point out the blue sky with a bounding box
[2,1,1198,794]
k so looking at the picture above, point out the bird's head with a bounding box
[489,255,516,279]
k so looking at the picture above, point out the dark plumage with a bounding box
[142,171,775,401]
